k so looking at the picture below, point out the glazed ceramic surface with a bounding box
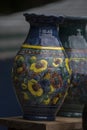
[58,16,87,117]
[12,14,71,121]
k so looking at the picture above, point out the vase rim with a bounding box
[23,13,64,24]
[24,13,87,20]
[24,13,87,25]
[63,15,87,22]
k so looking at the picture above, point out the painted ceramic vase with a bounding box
[12,13,71,121]
[57,16,87,117]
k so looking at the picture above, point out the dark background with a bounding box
[0,0,61,14]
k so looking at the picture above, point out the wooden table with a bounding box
[0,116,82,130]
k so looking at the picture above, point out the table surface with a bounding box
[0,116,82,130]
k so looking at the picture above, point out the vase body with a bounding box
[12,14,71,121]
[57,17,87,117]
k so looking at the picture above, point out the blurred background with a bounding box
[0,0,87,129]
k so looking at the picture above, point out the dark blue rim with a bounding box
[24,13,87,24]
[23,13,64,24]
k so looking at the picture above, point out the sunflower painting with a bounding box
[12,48,71,106]
[53,58,63,67]
[30,59,48,73]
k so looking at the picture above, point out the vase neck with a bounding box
[24,24,62,47]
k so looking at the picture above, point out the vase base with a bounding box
[23,105,57,121]
[57,111,82,117]
[23,114,55,121]
[57,103,84,117]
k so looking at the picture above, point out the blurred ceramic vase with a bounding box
[57,16,87,117]
[12,13,71,121]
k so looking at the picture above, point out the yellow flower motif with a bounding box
[53,58,63,67]
[28,79,43,96]
[43,97,51,105]
[22,92,29,100]
[31,56,36,60]
[15,55,24,62]
[21,83,27,90]
[65,58,72,75]
[30,60,48,73]
[49,85,55,94]
[30,56,37,63]
[67,79,71,84]
[52,97,59,104]
[44,72,51,79]
[15,55,20,61]
[17,67,23,73]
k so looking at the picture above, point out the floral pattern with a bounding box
[52,58,63,67]
[30,59,48,73]
[12,47,70,106]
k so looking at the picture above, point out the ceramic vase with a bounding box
[12,13,71,121]
[57,16,87,117]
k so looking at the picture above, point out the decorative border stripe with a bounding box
[70,58,87,60]
[66,48,87,52]
[22,44,64,50]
